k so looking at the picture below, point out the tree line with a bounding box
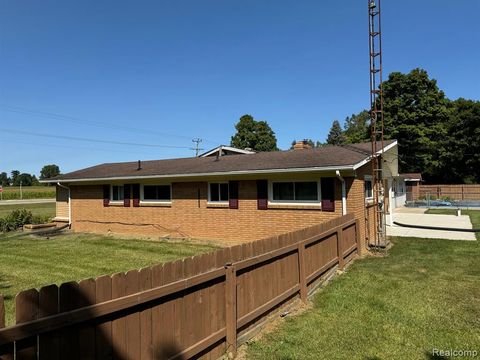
[0,165,61,187]
[230,68,479,184]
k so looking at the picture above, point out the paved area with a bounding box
[0,199,55,205]
[387,213,476,240]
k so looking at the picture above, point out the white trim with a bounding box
[335,171,347,215]
[40,165,356,183]
[364,175,373,200]
[199,146,255,157]
[268,180,321,205]
[352,140,398,170]
[56,182,71,225]
[140,183,172,204]
[207,181,229,203]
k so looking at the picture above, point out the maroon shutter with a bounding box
[103,185,110,207]
[132,184,140,207]
[257,180,268,210]
[123,184,131,207]
[228,181,239,209]
[321,178,335,212]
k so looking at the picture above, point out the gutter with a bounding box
[335,171,347,215]
[56,182,71,226]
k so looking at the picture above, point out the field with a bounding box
[0,186,55,200]
[0,202,56,218]
[247,211,480,359]
[0,232,218,326]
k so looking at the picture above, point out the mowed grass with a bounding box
[0,202,56,218]
[1,186,55,200]
[247,211,480,360]
[0,232,218,325]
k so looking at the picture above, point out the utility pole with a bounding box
[191,138,204,157]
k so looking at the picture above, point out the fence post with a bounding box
[297,242,307,302]
[337,227,345,270]
[225,264,237,358]
[355,219,361,254]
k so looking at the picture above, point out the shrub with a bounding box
[0,209,52,233]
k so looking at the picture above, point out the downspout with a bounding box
[335,171,347,215]
[57,182,71,227]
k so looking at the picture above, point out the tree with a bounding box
[343,110,370,144]
[442,98,480,183]
[40,164,61,181]
[0,172,9,186]
[326,120,346,145]
[11,170,20,185]
[381,68,450,182]
[13,173,35,186]
[231,115,278,151]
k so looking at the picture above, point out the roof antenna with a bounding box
[137,160,142,170]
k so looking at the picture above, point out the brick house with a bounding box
[43,140,399,254]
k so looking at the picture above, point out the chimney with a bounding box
[137,160,142,170]
[293,140,312,150]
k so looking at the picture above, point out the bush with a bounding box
[0,209,51,233]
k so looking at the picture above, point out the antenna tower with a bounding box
[368,0,388,248]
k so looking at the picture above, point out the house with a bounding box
[42,140,399,253]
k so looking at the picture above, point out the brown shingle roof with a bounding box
[46,140,396,182]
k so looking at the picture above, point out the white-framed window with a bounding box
[364,175,373,199]
[269,180,320,204]
[141,184,172,203]
[208,182,229,203]
[111,185,124,202]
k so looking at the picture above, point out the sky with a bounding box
[1,0,479,176]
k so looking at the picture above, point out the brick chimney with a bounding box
[293,140,312,150]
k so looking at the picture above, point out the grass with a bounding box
[0,202,56,218]
[247,211,480,360]
[0,186,55,200]
[426,209,480,239]
[0,232,218,325]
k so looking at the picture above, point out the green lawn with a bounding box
[247,211,480,360]
[0,202,56,218]
[0,233,218,325]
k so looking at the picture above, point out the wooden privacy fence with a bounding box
[419,184,480,200]
[0,214,359,360]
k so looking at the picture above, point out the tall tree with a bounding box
[326,120,346,145]
[13,173,35,186]
[343,110,370,144]
[0,172,9,186]
[231,115,278,151]
[11,170,20,185]
[382,68,450,182]
[40,164,61,180]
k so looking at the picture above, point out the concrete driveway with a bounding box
[387,212,476,241]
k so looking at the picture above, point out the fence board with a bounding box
[95,275,112,360]
[125,270,140,360]
[38,285,59,360]
[16,289,39,360]
[111,273,126,360]
[139,267,153,360]
[59,282,80,360]
[0,294,14,360]
[78,278,96,360]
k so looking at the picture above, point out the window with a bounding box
[364,176,373,199]
[142,185,171,202]
[271,181,319,202]
[209,183,229,202]
[111,185,124,202]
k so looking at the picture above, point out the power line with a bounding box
[0,105,222,145]
[190,138,204,156]
[1,128,192,149]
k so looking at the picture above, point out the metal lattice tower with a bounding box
[368,0,388,247]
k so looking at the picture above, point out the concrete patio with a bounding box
[387,209,476,241]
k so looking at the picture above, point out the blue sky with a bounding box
[1,0,479,176]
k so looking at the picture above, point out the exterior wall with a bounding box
[55,185,69,220]
[70,178,346,247]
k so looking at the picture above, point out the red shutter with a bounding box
[257,180,268,210]
[321,178,335,212]
[229,181,239,209]
[132,184,140,207]
[123,184,131,207]
[103,185,110,207]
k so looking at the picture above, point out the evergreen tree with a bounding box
[326,120,346,145]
